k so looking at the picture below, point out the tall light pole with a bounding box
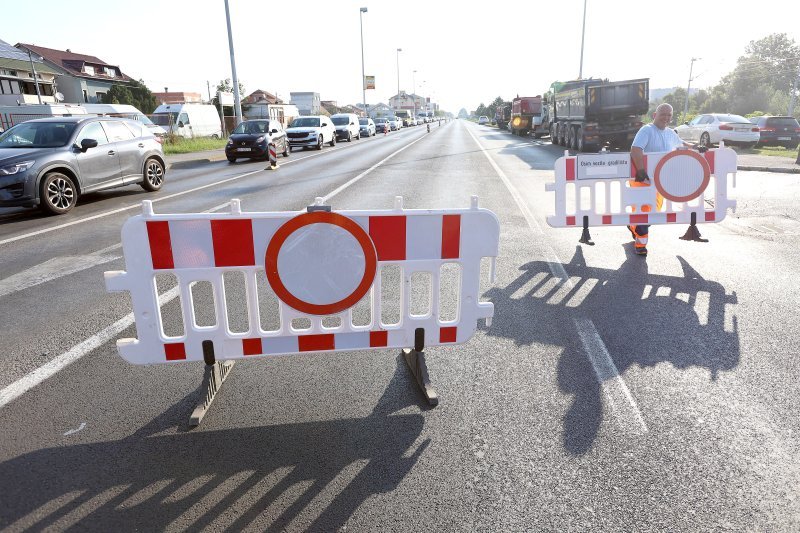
[578,0,587,78]
[26,49,43,104]
[788,63,800,116]
[683,57,700,124]
[396,48,402,96]
[359,7,368,117]
[223,0,243,126]
[412,70,417,118]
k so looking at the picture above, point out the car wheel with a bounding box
[227,157,237,163]
[211,134,220,139]
[329,135,336,147]
[40,171,77,215]
[282,139,290,157]
[786,143,798,150]
[576,127,584,152]
[700,132,711,148]
[316,136,323,150]
[141,158,165,191]
[347,132,352,142]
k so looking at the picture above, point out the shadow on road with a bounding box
[0,356,430,531]
[484,244,740,455]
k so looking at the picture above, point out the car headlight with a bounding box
[226,139,233,145]
[256,136,266,143]
[0,160,35,176]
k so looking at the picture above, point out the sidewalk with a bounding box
[165,149,227,170]
[736,152,800,174]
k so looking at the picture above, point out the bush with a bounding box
[162,137,228,155]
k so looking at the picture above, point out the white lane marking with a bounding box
[63,421,87,436]
[464,123,647,434]
[0,132,429,408]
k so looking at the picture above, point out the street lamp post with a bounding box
[223,0,244,126]
[683,57,700,124]
[359,7,368,117]
[578,0,587,78]
[396,48,402,96]
[412,70,417,118]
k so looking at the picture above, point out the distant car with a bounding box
[359,117,376,137]
[225,119,289,163]
[375,117,390,133]
[675,113,759,148]
[749,116,800,149]
[406,116,417,126]
[331,113,361,142]
[0,116,165,215]
[478,115,490,125]
[388,117,402,131]
[285,116,336,150]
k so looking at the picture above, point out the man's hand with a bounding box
[697,145,708,153]
[635,168,650,183]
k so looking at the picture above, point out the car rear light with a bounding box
[760,127,775,132]
[718,124,733,130]
[751,127,759,132]
[795,128,800,133]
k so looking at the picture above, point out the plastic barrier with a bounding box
[546,147,737,238]
[105,197,499,366]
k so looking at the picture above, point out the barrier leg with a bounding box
[680,212,709,243]
[189,340,235,427]
[578,215,594,245]
[402,328,438,406]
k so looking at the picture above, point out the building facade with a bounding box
[289,92,320,115]
[0,38,58,105]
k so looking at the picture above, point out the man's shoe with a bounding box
[634,247,648,256]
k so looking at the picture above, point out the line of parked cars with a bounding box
[673,113,800,149]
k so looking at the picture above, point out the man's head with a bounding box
[652,103,674,130]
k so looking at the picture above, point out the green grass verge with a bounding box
[736,145,799,158]
[162,137,228,155]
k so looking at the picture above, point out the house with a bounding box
[152,91,203,104]
[0,38,59,105]
[244,90,282,105]
[389,91,427,114]
[290,92,320,115]
[364,102,393,119]
[15,43,133,104]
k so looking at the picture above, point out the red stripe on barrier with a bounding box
[602,215,612,225]
[566,216,576,226]
[369,216,406,261]
[146,221,174,270]
[630,214,649,224]
[441,214,461,259]
[704,150,715,174]
[705,212,716,222]
[242,338,262,356]
[440,327,457,343]
[165,343,186,361]
[211,219,255,266]
[370,331,388,347]
[565,158,576,181]
[298,334,335,352]
[667,213,677,223]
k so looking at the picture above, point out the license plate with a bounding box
[237,147,251,152]
[778,137,791,141]
[734,128,748,132]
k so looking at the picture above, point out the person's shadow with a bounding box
[485,244,740,455]
[0,357,430,531]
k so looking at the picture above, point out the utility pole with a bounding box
[27,49,43,104]
[413,70,417,119]
[578,0,587,79]
[207,80,212,103]
[683,58,700,125]
[359,7,368,117]
[788,63,800,117]
[223,0,244,126]
[396,48,402,96]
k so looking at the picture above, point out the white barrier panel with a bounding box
[105,198,500,365]
[545,147,737,228]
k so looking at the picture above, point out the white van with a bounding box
[0,103,89,131]
[151,103,222,138]
[82,103,167,138]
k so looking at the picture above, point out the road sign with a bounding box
[364,76,375,90]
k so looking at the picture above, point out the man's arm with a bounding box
[630,146,649,182]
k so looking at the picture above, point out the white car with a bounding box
[331,113,361,142]
[675,113,760,148]
[285,116,336,150]
[359,117,376,137]
[478,115,490,125]
[388,116,402,131]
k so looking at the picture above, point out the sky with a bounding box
[3,0,799,113]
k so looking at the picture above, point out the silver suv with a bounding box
[0,116,165,214]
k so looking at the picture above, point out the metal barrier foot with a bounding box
[189,341,235,427]
[680,213,709,243]
[402,328,438,406]
[579,216,595,245]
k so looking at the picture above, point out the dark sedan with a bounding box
[225,120,290,163]
[750,116,800,149]
[0,117,165,215]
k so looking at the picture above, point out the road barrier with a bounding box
[546,146,737,243]
[267,143,279,170]
[105,197,500,422]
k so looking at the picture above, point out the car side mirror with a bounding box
[177,121,184,128]
[350,122,355,125]
[271,128,278,134]
[684,121,689,125]
[322,123,328,127]
[80,138,98,152]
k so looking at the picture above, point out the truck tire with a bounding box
[576,128,584,152]
[559,124,568,146]
[551,124,560,145]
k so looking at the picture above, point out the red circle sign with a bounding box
[265,211,377,315]
[653,150,711,202]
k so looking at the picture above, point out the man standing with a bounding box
[628,103,692,256]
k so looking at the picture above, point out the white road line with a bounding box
[0,133,429,409]
[464,123,647,434]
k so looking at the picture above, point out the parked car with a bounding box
[225,119,290,163]
[150,103,222,138]
[478,115,490,125]
[359,117,376,137]
[749,116,800,149]
[331,113,361,142]
[285,116,336,150]
[675,113,759,148]
[388,116,402,131]
[0,116,165,215]
[375,117,390,133]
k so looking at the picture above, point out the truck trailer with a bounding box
[549,78,649,152]
[509,96,549,137]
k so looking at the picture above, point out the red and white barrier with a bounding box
[105,197,500,365]
[267,143,278,169]
[546,147,737,228]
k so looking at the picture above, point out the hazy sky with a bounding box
[4,0,799,112]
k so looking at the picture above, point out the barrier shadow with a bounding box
[0,356,429,532]
[484,244,740,455]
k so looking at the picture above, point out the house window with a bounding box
[95,91,106,103]
[84,65,95,75]
[83,90,88,102]
[0,80,10,94]
[104,67,116,77]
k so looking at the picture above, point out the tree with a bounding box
[102,79,158,113]
[486,96,504,121]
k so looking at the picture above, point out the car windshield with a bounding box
[715,114,750,124]
[150,112,178,126]
[375,118,387,123]
[233,121,269,134]
[331,117,349,126]
[359,118,369,125]
[290,117,320,128]
[0,122,77,148]
[766,117,799,127]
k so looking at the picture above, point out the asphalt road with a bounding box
[1,120,799,531]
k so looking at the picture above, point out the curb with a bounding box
[737,165,800,174]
